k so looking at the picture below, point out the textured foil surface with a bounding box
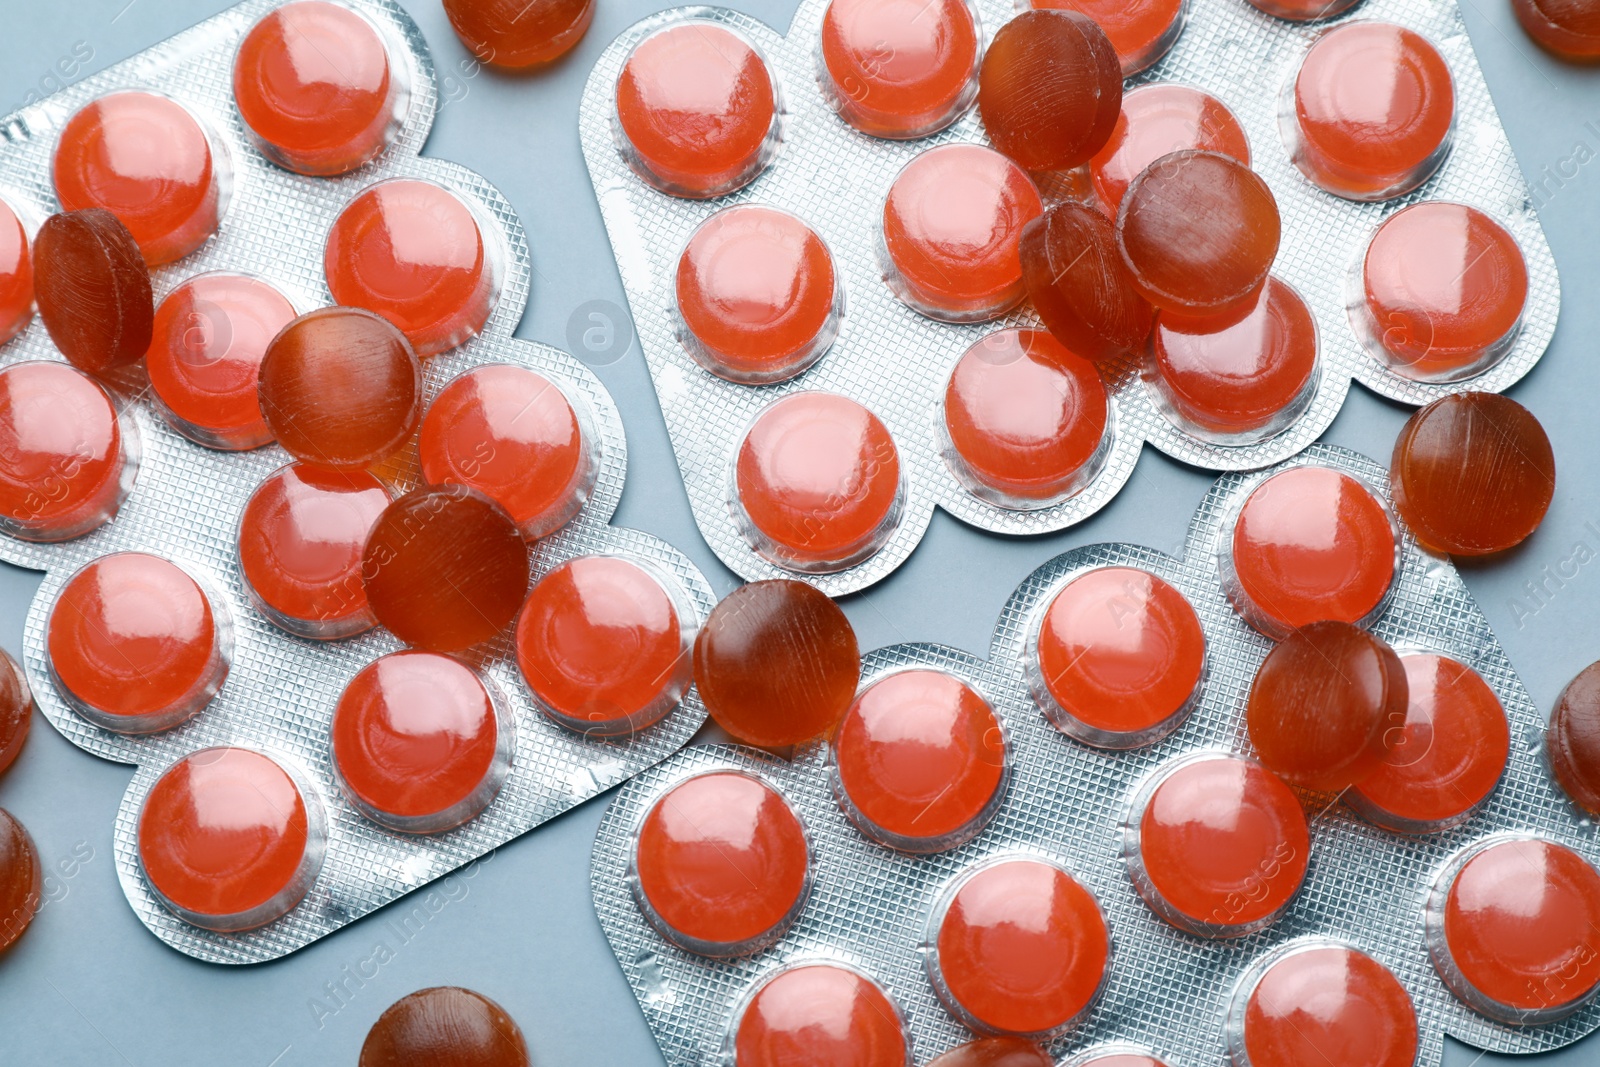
[579,0,1561,596]
[592,443,1598,1065]
[0,0,713,963]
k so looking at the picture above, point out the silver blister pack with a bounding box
[591,443,1597,1066]
[579,0,1560,596]
[0,0,714,963]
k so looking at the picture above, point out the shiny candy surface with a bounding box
[238,463,390,638]
[932,857,1109,1034]
[32,208,152,374]
[0,649,30,779]
[1238,945,1419,1067]
[1117,151,1281,321]
[0,808,41,955]
[942,329,1109,505]
[1551,660,1600,816]
[0,361,127,542]
[882,144,1042,322]
[257,306,422,471]
[1246,0,1363,18]
[515,555,688,736]
[1227,466,1396,635]
[1514,0,1600,59]
[734,964,907,1067]
[928,1037,1054,1067]
[234,1,403,176]
[693,580,860,747]
[49,552,223,732]
[325,179,496,357]
[635,771,810,953]
[1019,203,1153,363]
[1390,392,1554,557]
[443,0,596,68]
[1028,0,1185,75]
[1291,22,1454,200]
[418,364,593,538]
[820,0,980,138]
[1362,203,1528,382]
[146,273,296,450]
[1350,653,1509,832]
[362,486,530,653]
[976,11,1122,172]
[0,198,32,345]
[332,651,501,829]
[1035,567,1205,747]
[360,986,531,1067]
[1091,84,1250,213]
[138,747,314,927]
[1247,621,1407,792]
[615,24,777,198]
[53,91,221,265]
[1132,754,1310,934]
[735,392,901,569]
[674,206,838,383]
[834,669,1006,850]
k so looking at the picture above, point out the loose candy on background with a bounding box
[928,1036,1055,1067]
[1018,203,1153,363]
[257,306,422,471]
[31,208,152,374]
[145,272,296,451]
[233,0,410,176]
[0,649,31,778]
[976,10,1122,172]
[818,0,981,139]
[1390,392,1554,557]
[362,485,530,654]
[1285,21,1455,201]
[359,987,531,1067]
[0,808,40,955]
[730,963,909,1066]
[1550,660,1600,817]
[1246,621,1407,792]
[52,91,226,266]
[443,0,597,68]
[1027,0,1186,75]
[0,197,33,345]
[1089,83,1249,213]
[1514,0,1600,59]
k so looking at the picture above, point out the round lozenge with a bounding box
[360,986,530,1067]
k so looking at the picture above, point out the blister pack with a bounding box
[0,0,714,963]
[579,0,1560,596]
[592,443,1599,1066]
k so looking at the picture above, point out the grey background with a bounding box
[0,0,1594,1064]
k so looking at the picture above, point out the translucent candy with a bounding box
[1117,151,1281,323]
[0,808,40,955]
[1288,22,1454,201]
[360,987,530,1067]
[515,555,691,738]
[976,10,1122,172]
[1018,203,1153,363]
[1246,0,1362,18]
[1230,943,1419,1067]
[928,1037,1054,1067]
[0,361,131,543]
[146,272,296,451]
[1027,0,1186,75]
[929,855,1109,1035]
[734,392,902,571]
[332,651,508,833]
[819,0,980,138]
[1246,621,1407,792]
[833,669,1006,852]
[257,306,422,471]
[1126,753,1309,938]
[732,964,907,1066]
[0,197,32,345]
[674,206,840,384]
[234,1,407,176]
[31,208,152,375]
[53,91,224,265]
[1550,660,1600,817]
[941,329,1110,507]
[614,24,778,198]
[137,747,323,932]
[362,486,529,653]
[48,552,228,735]
[443,0,595,69]
[693,580,860,747]
[882,145,1042,322]
[1348,653,1509,834]
[324,179,498,357]
[0,649,30,779]
[1062,1051,1170,1067]
[1514,0,1600,60]
[418,364,595,538]
[634,771,810,956]
[1390,392,1554,556]
[1090,84,1250,213]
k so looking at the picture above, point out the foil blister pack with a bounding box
[0,0,715,963]
[578,0,1561,596]
[591,443,1599,1066]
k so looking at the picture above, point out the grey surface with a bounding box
[0,0,1593,1064]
